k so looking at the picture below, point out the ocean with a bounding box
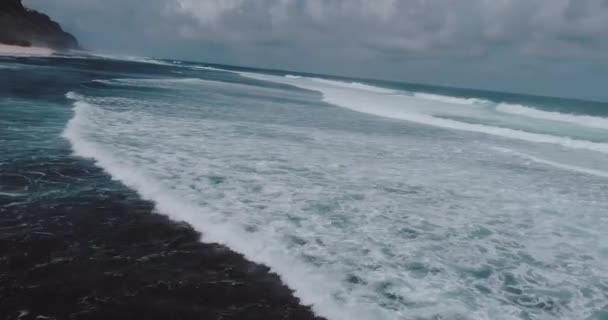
[1,55,607,320]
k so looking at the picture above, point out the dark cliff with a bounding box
[0,0,79,50]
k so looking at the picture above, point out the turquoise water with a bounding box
[2,55,608,320]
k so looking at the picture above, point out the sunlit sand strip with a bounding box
[0,44,54,57]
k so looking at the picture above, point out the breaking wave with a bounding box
[497,103,608,130]
[62,71,608,320]
[241,73,608,154]
[412,92,490,106]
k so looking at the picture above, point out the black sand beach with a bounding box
[0,155,324,320]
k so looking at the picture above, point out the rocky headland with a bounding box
[0,0,79,51]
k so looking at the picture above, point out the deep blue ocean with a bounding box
[1,54,608,320]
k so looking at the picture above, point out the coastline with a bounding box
[0,155,324,319]
[0,54,325,320]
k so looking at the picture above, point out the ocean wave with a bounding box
[88,52,176,66]
[497,103,608,130]
[66,92,160,111]
[91,78,206,88]
[309,78,396,94]
[0,192,25,197]
[62,79,608,320]
[492,147,608,179]
[90,77,299,101]
[91,79,115,86]
[66,91,85,101]
[191,65,233,72]
[412,92,490,106]
[62,97,380,320]
[246,72,396,94]
[239,72,608,154]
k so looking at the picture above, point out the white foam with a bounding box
[0,192,25,197]
[239,72,608,155]
[90,77,291,99]
[497,103,608,130]
[413,92,490,106]
[492,147,608,179]
[63,81,608,320]
[92,78,206,89]
[66,91,84,101]
[191,65,233,72]
[308,78,396,94]
[62,100,383,320]
[88,52,176,66]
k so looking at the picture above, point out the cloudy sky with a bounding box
[24,0,608,101]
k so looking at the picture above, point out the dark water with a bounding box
[0,56,322,320]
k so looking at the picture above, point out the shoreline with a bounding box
[0,155,324,319]
[0,54,325,320]
[0,44,55,57]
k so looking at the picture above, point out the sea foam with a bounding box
[240,72,608,154]
[412,92,490,106]
[62,98,383,320]
[62,74,608,320]
[492,146,608,178]
[496,103,608,130]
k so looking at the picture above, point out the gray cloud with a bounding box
[168,0,608,58]
[23,0,608,100]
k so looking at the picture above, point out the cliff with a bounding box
[0,0,79,50]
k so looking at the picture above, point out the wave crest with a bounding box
[497,103,608,130]
[413,92,490,106]
[239,72,608,154]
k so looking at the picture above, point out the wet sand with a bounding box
[0,156,324,320]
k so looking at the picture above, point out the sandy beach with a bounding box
[0,44,54,57]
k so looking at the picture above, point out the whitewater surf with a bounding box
[3,55,608,320]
